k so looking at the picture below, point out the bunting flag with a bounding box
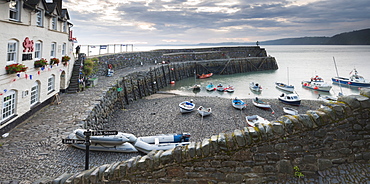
[4,89,7,93]
[30,75,33,80]
[16,74,20,77]
[38,71,41,75]
[25,74,28,79]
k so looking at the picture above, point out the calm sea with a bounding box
[83,45,369,100]
[141,45,370,100]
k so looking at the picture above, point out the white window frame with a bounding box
[1,90,16,123]
[62,43,66,56]
[34,41,42,59]
[36,9,44,27]
[9,0,20,21]
[7,40,18,64]
[30,82,39,106]
[48,75,55,92]
[63,21,67,33]
[50,42,56,58]
[51,17,57,30]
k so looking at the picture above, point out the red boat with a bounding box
[197,73,213,79]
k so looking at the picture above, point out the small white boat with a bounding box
[206,83,216,91]
[225,85,234,93]
[283,107,298,115]
[302,75,332,92]
[252,97,271,109]
[249,82,262,92]
[179,100,195,113]
[318,94,338,103]
[275,82,294,92]
[245,115,270,127]
[197,106,212,117]
[191,84,201,91]
[216,83,224,92]
[278,93,301,106]
[232,97,246,110]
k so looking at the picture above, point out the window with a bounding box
[63,21,67,33]
[51,17,57,30]
[1,90,16,123]
[36,9,43,27]
[50,42,56,57]
[48,75,55,92]
[62,43,66,56]
[30,82,39,106]
[9,0,20,21]
[7,40,18,64]
[34,41,42,59]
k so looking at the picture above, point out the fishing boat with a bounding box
[197,73,213,79]
[245,115,270,127]
[197,106,212,117]
[232,97,246,110]
[283,107,298,115]
[278,93,301,106]
[179,100,195,113]
[249,82,262,92]
[252,97,271,109]
[206,83,216,91]
[331,68,370,87]
[301,75,332,92]
[275,82,294,92]
[275,67,294,92]
[225,85,234,93]
[216,83,224,92]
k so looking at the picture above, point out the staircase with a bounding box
[66,54,84,93]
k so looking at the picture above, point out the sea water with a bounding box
[156,45,370,100]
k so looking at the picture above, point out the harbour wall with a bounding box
[51,89,370,183]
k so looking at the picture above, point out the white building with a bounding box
[0,0,75,132]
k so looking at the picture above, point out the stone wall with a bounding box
[51,89,370,183]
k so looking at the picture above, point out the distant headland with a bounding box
[157,28,370,46]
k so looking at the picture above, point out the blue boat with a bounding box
[232,97,246,110]
[278,93,301,106]
[331,69,370,87]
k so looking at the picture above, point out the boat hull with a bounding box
[331,77,370,87]
[232,99,246,110]
[275,82,294,92]
[179,101,195,113]
[252,99,271,109]
[197,106,212,117]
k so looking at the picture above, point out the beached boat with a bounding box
[283,107,298,115]
[197,106,212,117]
[232,97,246,110]
[252,97,271,109]
[318,94,338,103]
[301,75,332,92]
[197,73,213,79]
[179,100,195,113]
[331,68,370,87]
[249,82,262,92]
[216,83,224,92]
[206,83,216,91]
[191,84,201,91]
[245,115,270,127]
[278,93,301,106]
[225,85,234,93]
[275,82,294,92]
[67,130,191,153]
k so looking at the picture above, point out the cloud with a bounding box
[64,0,370,45]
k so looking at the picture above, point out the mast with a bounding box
[333,57,343,96]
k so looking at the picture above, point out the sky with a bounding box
[63,0,370,46]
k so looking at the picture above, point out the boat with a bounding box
[197,106,212,117]
[192,70,201,91]
[245,115,270,127]
[301,75,332,92]
[216,83,224,92]
[179,100,195,113]
[275,82,294,92]
[206,83,216,91]
[283,107,298,115]
[74,129,136,145]
[252,97,271,109]
[225,85,234,93]
[249,82,262,92]
[232,97,246,110]
[318,94,338,103]
[331,68,370,87]
[278,93,301,106]
[275,67,295,92]
[197,73,213,79]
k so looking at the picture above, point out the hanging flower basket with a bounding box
[5,63,28,74]
[50,58,60,65]
[62,56,70,66]
[34,58,48,68]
